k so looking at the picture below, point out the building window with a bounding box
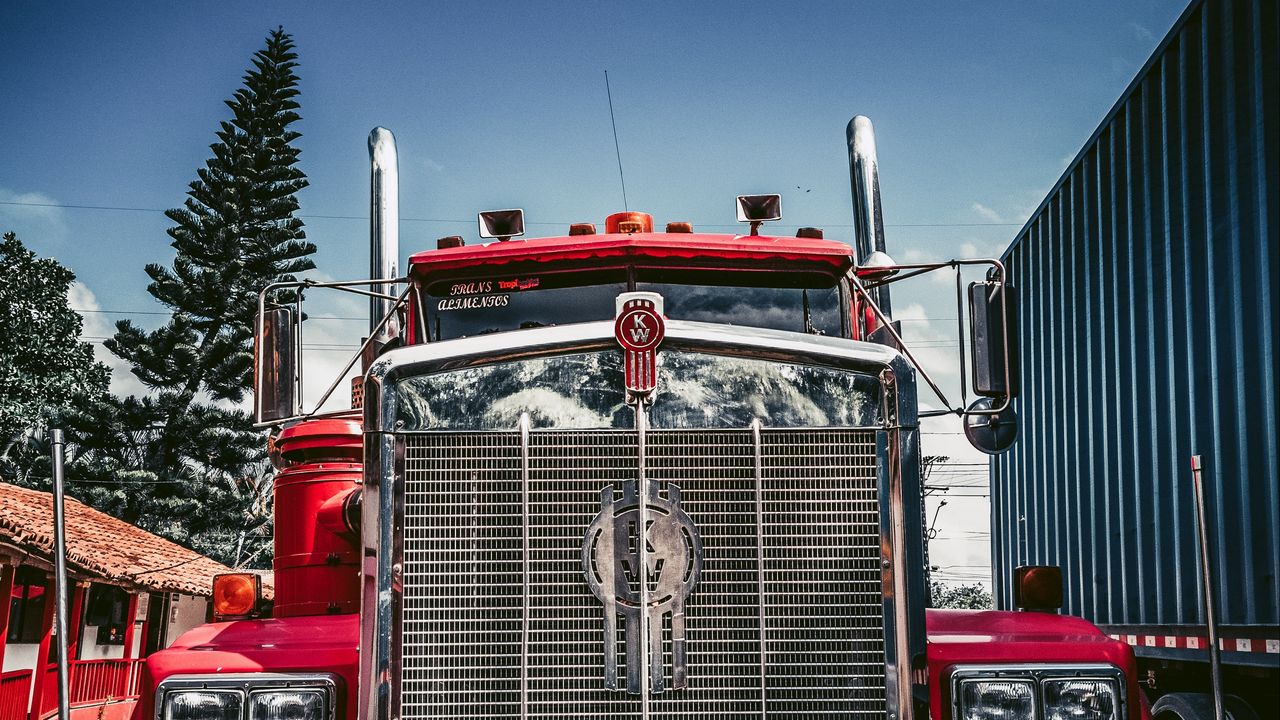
[7,566,48,643]
[86,584,129,646]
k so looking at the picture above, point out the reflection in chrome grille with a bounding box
[401,428,885,719]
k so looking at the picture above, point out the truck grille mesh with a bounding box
[401,428,885,719]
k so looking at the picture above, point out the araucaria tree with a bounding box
[95,27,314,567]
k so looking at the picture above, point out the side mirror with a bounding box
[968,281,1018,397]
[1013,565,1062,612]
[255,304,299,424]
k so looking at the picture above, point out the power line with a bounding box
[80,336,360,352]
[73,307,364,321]
[0,199,1024,229]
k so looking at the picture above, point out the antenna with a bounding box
[604,70,629,211]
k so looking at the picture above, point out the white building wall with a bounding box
[1,644,39,673]
[165,594,209,644]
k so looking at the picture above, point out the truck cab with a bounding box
[141,118,1146,720]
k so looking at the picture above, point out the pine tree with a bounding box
[84,28,312,568]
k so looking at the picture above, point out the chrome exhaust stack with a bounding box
[846,115,894,317]
[369,127,400,344]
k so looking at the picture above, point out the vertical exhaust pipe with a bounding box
[369,127,400,343]
[846,115,893,317]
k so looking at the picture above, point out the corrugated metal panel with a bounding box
[992,0,1278,628]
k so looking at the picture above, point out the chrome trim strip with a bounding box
[636,403,651,713]
[359,432,402,720]
[949,664,1128,720]
[750,418,768,717]
[155,673,339,720]
[518,413,531,720]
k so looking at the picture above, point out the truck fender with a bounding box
[1150,693,1258,720]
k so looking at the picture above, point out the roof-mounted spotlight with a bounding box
[735,194,782,236]
[478,209,525,242]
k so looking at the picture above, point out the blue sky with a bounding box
[1,0,1190,584]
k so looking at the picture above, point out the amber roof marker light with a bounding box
[604,211,653,234]
[212,572,262,620]
[736,194,782,235]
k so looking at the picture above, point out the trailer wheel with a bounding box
[1151,693,1258,720]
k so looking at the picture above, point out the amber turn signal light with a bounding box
[1013,565,1062,612]
[213,572,261,619]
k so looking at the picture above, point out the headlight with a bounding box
[156,675,336,720]
[249,689,327,720]
[957,679,1036,720]
[163,690,243,720]
[952,666,1125,720]
[1043,679,1120,720]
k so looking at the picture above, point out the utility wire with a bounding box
[0,200,1023,228]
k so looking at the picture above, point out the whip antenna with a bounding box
[605,70,629,211]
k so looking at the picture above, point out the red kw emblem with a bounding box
[614,293,665,397]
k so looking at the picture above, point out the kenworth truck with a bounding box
[139,118,1149,720]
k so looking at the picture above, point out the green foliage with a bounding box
[69,27,312,568]
[0,232,110,455]
[930,580,994,610]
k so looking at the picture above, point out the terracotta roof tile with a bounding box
[0,481,236,597]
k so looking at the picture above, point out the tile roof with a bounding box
[0,481,233,597]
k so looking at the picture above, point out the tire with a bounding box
[1151,693,1259,720]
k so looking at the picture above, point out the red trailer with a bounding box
[139,118,1148,720]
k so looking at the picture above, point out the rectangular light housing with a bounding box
[952,666,1124,720]
[958,679,1035,720]
[1042,678,1121,720]
[156,674,336,720]
[162,690,243,720]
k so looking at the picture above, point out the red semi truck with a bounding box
[139,118,1150,720]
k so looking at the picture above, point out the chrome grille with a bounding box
[401,428,885,719]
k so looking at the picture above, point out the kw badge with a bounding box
[614,292,665,398]
[581,479,703,694]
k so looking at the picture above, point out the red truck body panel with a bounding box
[140,614,359,720]
[407,232,855,277]
[926,609,1149,720]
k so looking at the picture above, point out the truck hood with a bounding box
[925,609,1147,720]
[140,614,359,720]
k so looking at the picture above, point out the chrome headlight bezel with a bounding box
[951,664,1126,720]
[156,674,338,720]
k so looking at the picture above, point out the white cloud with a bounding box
[1128,22,1155,44]
[0,188,70,245]
[900,247,936,264]
[68,282,152,398]
[423,157,446,173]
[971,202,1004,224]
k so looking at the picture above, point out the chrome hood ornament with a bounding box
[615,291,665,400]
[581,479,703,694]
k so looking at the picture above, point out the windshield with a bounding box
[393,350,881,430]
[420,271,845,340]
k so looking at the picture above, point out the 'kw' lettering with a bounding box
[628,314,651,343]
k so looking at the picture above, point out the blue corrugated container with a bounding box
[991,0,1278,679]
